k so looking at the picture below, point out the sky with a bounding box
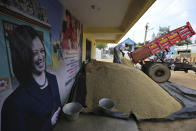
[118,0,196,45]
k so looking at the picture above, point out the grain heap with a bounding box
[121,57,134,67]
[85,60,182,120]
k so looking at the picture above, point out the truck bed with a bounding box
[129,22,195,64]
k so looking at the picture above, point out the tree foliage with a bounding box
[151,26,170,40]
[157,26,170,37]
[96,43,107,50]
[176,39,192,46]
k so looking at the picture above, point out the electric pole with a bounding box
[144,23,149,45]
[144,23,153,45]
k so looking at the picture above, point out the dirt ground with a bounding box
[139,71,196,131]
[96,59,113,63]
[169,70,196,90]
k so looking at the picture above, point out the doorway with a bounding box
[86,39,91,62]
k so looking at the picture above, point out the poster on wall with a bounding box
[3,21,43,41]
[0,0,48,23]
[3,21,18,38]
[3,21,44,86]
[53,9,83,85]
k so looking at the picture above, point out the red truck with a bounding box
[128,22,196,83]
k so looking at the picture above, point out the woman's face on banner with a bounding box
[32,37,45,75]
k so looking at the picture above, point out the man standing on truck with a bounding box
[113,42,132,63]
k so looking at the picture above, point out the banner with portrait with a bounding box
[2,21,44,80]
[54,9,83,85]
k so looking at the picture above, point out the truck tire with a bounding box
[148,63,171,83]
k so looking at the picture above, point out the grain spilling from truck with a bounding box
[84,61,182,119]
[121,57,134,67]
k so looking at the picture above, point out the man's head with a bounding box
[125,42,132,51]
[125,42,130,47]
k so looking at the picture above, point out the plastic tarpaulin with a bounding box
[159,82,196,120]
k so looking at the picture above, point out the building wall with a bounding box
[172,53,196,64]
[175,44,196,53]
[0,1,99,129]
[170,45,196,63]
[120,38,135,52]
[0,1,85,129]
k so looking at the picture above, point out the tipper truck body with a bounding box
[128,22,196,83]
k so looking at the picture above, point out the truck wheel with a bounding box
[148,64,171,83]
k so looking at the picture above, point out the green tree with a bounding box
[151,26,170,41]
[96,43,107,50]
[185,38,192,44]
[176,39,192,46]
[157,26,170,37]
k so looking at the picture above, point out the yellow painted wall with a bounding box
[172,53,196,62]
[82,33,96,61]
